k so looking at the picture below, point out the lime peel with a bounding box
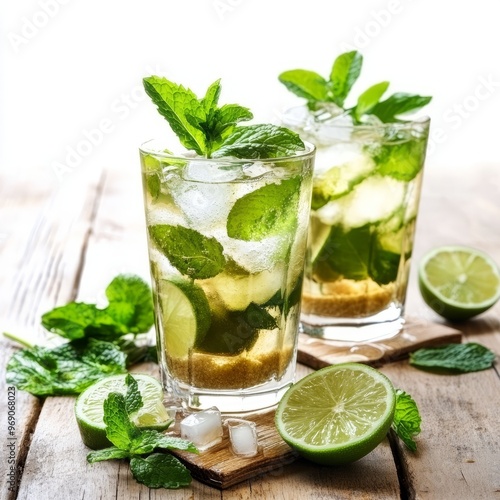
[418,245,500,321]
[275,363,396,465]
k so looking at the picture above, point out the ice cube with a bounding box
[180,407,223,451]
[226,418,259,457]
[314,142,372,177]
[340,175,407,228]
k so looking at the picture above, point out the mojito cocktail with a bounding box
[279,51,431,341]
[140,75,314,412]
[284,107,429,340]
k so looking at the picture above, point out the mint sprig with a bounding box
[279,50,432,123]
[143,76,304,158]
[392,389,421,452]
[87,374,197,490]
[5,275,157,396]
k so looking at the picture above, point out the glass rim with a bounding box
[281,105,431,131]
[139,138,316,163]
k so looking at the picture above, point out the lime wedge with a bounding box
[418,246,500,321]
[158,278,211,358]
[275,363,396,465]
[75,374,172,450]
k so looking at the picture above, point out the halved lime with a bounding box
[158,278,211,358]
[275,363,396,465]
[75,374,172,450]
[418,246,500,321]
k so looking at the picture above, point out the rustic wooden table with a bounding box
[1,163,499,500]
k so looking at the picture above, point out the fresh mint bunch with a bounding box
[87,374,197,490]
[5,274,157,396]
[42,274,154,340]
[279,50,432,123]
[143,76,305,158]
[392,389,422,451]
[6,338,127,396]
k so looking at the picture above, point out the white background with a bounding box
[1,0,500,184]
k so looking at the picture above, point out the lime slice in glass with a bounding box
[75,374,172,450]
[418,246,500,321]
[275,363,396,465]
[158,278,212,358]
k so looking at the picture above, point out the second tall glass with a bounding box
[283,107,430,342]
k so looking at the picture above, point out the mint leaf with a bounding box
[409,343,496,373]
[200,78,221,115]
[103,392,138,450]
[148,224,226,279]
[130,429,198,455]
[105,274,154,334]
[392,389,421,452]
[370,92,432,123]
[244,302,277,330]
[278,69,329,102]
[143,76,207,155]
[125,374,143,416]
[5,339,127,396]
[354,81,390,121]
[330,50,363,106]
[41,275,154,340]
[213,124,304,159]
[374,138,427,181]
[41,303,113,340]
[130,453,192,489]
[87,447,131,463]
[227,176,301,241]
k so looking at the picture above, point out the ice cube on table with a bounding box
[180,407,223,451]
[226,419,259,457]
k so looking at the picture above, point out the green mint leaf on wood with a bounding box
[124,373,143,416]
[130,453,192,489]
[6,339,127,396]
[41,274,154,341]
[213,124,304,159]
[409,343,496,373]
[392,389,421,452]
[87,447,131,463]
[354,81,389,120]
[105,274,154,334]
[370,93,432,123]
[103,392,138,450]
[41,303,110,340]
[278,69,329,102]
[148,224,226,279]
[227,176,301,241]
[329,50,363,106]
[143,76,207,155]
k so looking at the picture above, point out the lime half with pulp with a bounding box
[75,374,172,450]
[418,245,500,321]
[275,363,396,465]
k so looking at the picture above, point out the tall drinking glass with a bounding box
[139,140,315,413]
[283,106,430,342]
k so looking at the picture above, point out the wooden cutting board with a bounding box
[171,317,461,489]
[297,316,462,370]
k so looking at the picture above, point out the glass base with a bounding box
[160,362,296,414]
[300,304,404,342]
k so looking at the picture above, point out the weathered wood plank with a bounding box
[0,167,103,499]
[382,164,500,499]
